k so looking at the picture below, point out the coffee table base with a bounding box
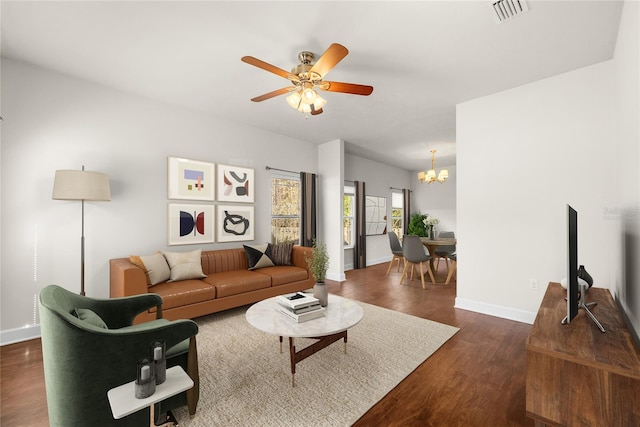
[279,331,348,387]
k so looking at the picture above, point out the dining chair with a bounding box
[386,231,405,275]
[445,253,457,284]
[435,230,456,272]
[400,235,435,289]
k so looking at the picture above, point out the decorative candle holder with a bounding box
[134,357,156,399]
[151,341,166,385]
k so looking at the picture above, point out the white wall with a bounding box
[613,0,640,341]
[344,154,412,268]
[318,140,345,282]
[411,165,457,237]
[456,60,617,323]
[0,59,317,341]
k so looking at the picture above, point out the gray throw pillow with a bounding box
[73,308,108,329]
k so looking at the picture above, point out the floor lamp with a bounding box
[52,166,111,296]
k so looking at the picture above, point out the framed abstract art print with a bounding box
[217,204,254,242]
[168,157,215,201]
[168,203,215,245]
[217,164,254,203]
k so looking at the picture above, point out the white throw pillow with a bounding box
[129,252,171,286]
[162,249,207,281]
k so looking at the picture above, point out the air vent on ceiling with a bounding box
[490,0,529,23]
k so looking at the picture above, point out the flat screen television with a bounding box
[566,204,579,323]
[563,204,605,332]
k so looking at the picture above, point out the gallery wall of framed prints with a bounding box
[167,156,255,245]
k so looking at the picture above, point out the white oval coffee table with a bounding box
[246,293,363,386]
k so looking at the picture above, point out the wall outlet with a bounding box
[529,278,538,290]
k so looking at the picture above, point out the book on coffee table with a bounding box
[276,305,325,323]
[276,292,320,311]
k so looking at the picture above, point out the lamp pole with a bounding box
[80,165,86,296]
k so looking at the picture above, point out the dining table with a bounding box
[420,237,457,274]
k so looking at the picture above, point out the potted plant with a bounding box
[305,240,330,306]
[407,213,427,237]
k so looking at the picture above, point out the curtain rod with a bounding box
[390,187,412,192]
[265,166,299,174]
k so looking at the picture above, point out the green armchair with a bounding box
[39,285,199,426]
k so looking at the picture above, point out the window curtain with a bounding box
[300,172,317,247]
[354,180,366,269]
[403,188,411,235]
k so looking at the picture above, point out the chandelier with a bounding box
[286,82,327,115]
[417,149,448,184]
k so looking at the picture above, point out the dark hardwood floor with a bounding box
[1,262,534,426]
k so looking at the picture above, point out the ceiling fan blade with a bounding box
[241,56,292,79]
[309,43,348,78]
[319,81,374,96]
[250,87,297,102]
[310,107,323,116]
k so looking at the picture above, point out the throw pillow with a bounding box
[72,308,108,329]
[162,249,207,281]
[268,242,293,266]
[243,243,275,270]
[130,252,171,286]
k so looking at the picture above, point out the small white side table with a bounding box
[107,365,193,426]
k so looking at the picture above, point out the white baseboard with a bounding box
[326,271,346,282]
[367,256,391,266]
[454,297,537,324]
[1,324,41,346]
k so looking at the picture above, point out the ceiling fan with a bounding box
[241,43,373,116]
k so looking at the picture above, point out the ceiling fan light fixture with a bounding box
[301,87,317,103]
[286,91,302,109]
[242,43,373,116]
[312,93,326,109]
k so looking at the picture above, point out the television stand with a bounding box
[561,282,605,332]
[526,283,640,426]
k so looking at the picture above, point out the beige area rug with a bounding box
[173,300,459,426]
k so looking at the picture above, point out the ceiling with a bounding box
[1,1,624,171]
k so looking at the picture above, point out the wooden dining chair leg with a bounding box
[445,260,457,284]
[400,261,411,285]
[419,265,426,289]
[426,261,436,284]
[386,256,395,276]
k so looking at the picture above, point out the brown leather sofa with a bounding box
[110,246,314,323]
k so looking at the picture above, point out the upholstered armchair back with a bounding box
[39,285,199,426]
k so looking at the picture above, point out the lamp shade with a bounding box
[52,170,111,201]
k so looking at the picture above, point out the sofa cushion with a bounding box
[150,280,216,310]
[253,265,310,286]
[203,270,271,298]
[243,243,274,270]
[129,252,171,286]
[268,242,293,266]
[200,248,248,275]
[162,249,207,281]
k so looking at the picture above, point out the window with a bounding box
[391,192,404,237]
[271,174,300,244]
[344,186,355,247]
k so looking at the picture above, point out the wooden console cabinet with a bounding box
[526,283,640,426]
